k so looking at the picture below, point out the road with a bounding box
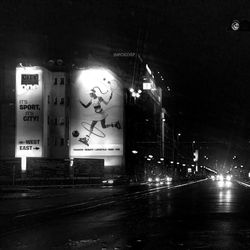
[2,179,250,249]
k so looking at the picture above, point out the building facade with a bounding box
[0,55,165,183]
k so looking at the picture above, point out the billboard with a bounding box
[15,67,43,157]
[70,67,123,157]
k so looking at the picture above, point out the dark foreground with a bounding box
[2,180,250,249]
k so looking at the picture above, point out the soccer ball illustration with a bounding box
[72,130,80,137]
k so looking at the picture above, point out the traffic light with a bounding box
[193,150,199,162]
[230,19,250,31]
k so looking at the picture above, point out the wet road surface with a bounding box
[2,180,250,249]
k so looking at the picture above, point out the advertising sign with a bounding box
[70,67,123,157]
[15,67,43,157]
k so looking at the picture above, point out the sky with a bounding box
[1,0,250,166]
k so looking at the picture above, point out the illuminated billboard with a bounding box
[70,67,123,157]
[15,67,43,157]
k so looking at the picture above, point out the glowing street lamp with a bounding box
[231,20,240,31]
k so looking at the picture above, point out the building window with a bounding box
[59,117,64,125]
[54,78,57,85]
[60,97,64,105]
[54,97,57,105]
[54,137,57,146]
[60,138,64,146]
[60,78,64,85]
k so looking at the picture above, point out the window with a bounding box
[60,97,64,105]
[54,137,57,146]
[59,117,64,125]
[60,138,64,146]
[60,78,64,85]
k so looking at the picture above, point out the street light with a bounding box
[231,20,240,31]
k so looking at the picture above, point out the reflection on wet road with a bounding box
[2,180,250,249]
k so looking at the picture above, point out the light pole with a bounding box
[176,133,181,163]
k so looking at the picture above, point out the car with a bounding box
[102,176,130,186]
[147,176,173,186]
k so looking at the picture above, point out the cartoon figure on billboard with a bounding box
[74,78,121,146]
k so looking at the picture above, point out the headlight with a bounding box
[155,177,160,182]
[211,175,215,181]
[108,179,114,184]
[166,177,172,182]
[148,177,152,182]
[219,175,224,181]
[226,175,232,181]
[102,180,107,183]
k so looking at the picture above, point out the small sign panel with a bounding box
[21,74,39,86]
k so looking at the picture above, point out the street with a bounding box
[1,180,250,249]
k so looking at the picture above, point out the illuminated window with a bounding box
[60,98,64,105]
[54,78,57,85]
[60,78,64,85]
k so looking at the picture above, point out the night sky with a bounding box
[2,0,250,166]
